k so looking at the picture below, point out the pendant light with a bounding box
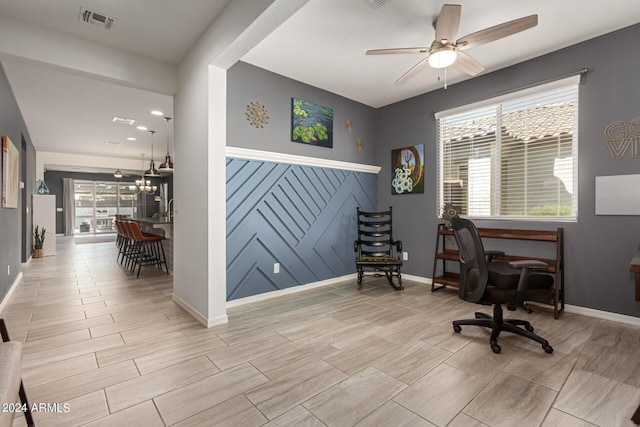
[130,154,158,195]
[159,116,174,172]
[144,130,160,177]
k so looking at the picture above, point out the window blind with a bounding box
[437,78,578,220]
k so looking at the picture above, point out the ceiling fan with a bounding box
[366,4,538,85]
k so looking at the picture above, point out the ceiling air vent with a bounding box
[112,116,135,125]
[362,0,390,9]
[80,7,115,29]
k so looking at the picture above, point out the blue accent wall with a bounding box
[226,157,377,301]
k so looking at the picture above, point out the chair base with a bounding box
[452,303,553,354]
[356,268,403,291]
[632,402,640,424]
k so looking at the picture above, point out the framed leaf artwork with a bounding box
[291,98,333,148]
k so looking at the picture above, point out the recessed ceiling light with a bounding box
[151,110,164,116]
[127,137,136,141]
[136,126,147,131]
[113,116,135,125]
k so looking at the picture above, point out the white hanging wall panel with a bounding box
[595,174,640,215]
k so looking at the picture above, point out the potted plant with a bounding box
[33,225,46,258]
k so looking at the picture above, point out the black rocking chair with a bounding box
[354,207,403,290]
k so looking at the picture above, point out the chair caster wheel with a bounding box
[399,285,404,290]
[543,344,553,354]
[453,324,461,333]
[356,284,362,290]
[491,342,501,353]
[525,325,534,332]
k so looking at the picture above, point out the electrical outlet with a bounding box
[403,252,408,261]
[274,263,280,274]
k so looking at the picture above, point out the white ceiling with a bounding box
[243,0,640,107]
[0,0,639,170]
[0,0,232,168]
[2,57,174,160]
[0,0,231,64]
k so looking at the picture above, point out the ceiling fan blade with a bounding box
[394,57,430,85]
[366,47,429,55]
[453,51,485,76]
[456,15,538,51]
[434,4,461,42]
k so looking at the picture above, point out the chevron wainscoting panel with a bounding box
[226,157,377,301]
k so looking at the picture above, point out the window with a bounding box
[436,76,579,220]
[74,180,137,233]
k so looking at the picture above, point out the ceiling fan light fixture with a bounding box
[428,47,457,69]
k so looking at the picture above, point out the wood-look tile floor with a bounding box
[3,237,640,426]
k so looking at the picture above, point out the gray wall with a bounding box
[0,62,35,302]
[228,61,378,166]
[376,23,640,318]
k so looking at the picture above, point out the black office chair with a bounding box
[354,207,403,290]
[450,216,554,354]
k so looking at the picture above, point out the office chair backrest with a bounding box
[451,216,489,303]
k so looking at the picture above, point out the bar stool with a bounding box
[119,221,136,271]
[127,221,169,278]
[114,220,130,265]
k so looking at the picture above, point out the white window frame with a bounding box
[436,76,579,221]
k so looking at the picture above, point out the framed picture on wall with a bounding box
[2,135,19,208]
[291,98,334,148]
[391,144,424,195]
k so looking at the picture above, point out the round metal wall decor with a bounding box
[245,102,269,128]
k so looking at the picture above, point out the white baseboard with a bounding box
[401,274,640,326]
[226,274,357,309]
[401,273,432,285]
[206,314,229,328]
[179,271,640,328]
[0,272,23,315]
[565,304,640,327]
[21,257,32,267]
[171,293,229,328]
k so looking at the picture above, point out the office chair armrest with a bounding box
[510,260,549,308]
[509,260,549,269]
[484,250,505,262]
